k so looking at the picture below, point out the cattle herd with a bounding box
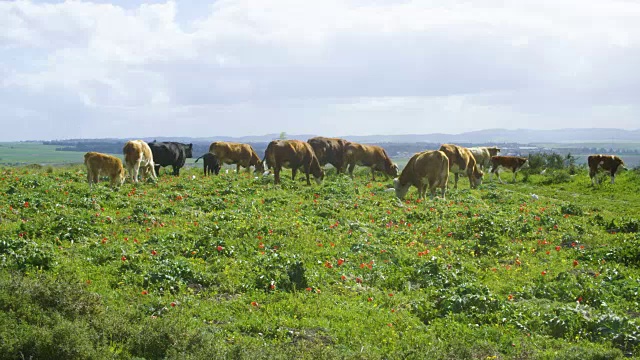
[83,137,628,199]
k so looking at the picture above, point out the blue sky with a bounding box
[1,0,639,141]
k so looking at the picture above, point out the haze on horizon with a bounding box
[1,0,640,142]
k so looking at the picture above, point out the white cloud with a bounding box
[1,0,639,141]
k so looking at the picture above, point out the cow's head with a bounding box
[255,160,265,173]
[387,163,399,177]
[472,168,484,188]
[488,147,501,157]
[615,157,627,172]
[314,168,325,185]
[185,144,193,158]
[118,167,127,186]
[519,158,530,170]
[393,178,410,200]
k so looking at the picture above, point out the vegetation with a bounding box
[0,161,638,359]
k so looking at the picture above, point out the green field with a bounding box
[0,162,639,359]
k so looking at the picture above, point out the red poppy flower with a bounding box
[151,250,157,256]
[541,271,547,276]
[141,290,148,295]
[337,258,345,266]
[555,246,561,251]
[355,277,362,283]
[170,302,176,307]
[121,256,127,262]
[251,301,259,307]
[305,287,312,291]
[573,260,579,267]
[217,245,223,252]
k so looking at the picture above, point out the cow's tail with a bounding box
[195,154,205,163]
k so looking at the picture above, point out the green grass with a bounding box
[0,164,638,359]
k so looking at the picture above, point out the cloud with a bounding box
[1,0,639,140]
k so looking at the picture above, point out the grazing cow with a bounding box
[209,141,264,173]
[489,156,529,183]
[263,140,324,185]
[307,136,349,173]
[123,140,157,183]
[394,150,449,200]
[438,144,483,189]
[195,153,221,176]
[588,154,626,185]
[468,146,501,170]
[344,142,398,181]
[84,152,126,188]
[148,141,193,176]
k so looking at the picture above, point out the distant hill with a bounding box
[179,128,640,144]
[37,128,640,145]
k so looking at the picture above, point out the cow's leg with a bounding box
[274,165,281,184]
[512,170,517,183]
[348,163,356,178]
[611,171,615,184]
[291,167,298,181]
[236,164,240,173]
[173,165,180,176]
[133,162,141,183]
[87,171,93,187]
[154,165,161,177]
[203,164,207,176]
[496,169,504,184]
[454,173,459,189]
[150,163,157,180]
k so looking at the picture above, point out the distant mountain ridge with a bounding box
[41,128,640,145]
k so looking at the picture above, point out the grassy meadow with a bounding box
[0,156,638,359]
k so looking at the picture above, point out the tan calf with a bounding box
[123,140,157,183]
[438,144,483,189]
[84,152,126,187]
[209,141,264,173]
[264,140,324,185]
[344,142,398,181]
[394,150,449,200]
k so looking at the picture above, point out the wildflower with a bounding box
[541,271,547,276]
[141,290,148,295]
[555,246,561,251]
[151,250,157,256]
[573,260,579,267]
[121,256,127,262]
[217,245,223,252]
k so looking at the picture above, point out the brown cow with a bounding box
[209,141,264,173]
[84,152,126,187]
[344,142,398,181]
[468,146,501,170]
[307,136,348,173]
[264,140,324,185]
[588,154,626,185]
[123,140,157,183]
[394,150,449,200]
[489,156,529,183]
[438,144,483,189]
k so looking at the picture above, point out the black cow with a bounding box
[148,141,193,176]
[195,153,221,176]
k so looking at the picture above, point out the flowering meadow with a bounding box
[0,164,638,359]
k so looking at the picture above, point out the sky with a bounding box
[1,0,639,141]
